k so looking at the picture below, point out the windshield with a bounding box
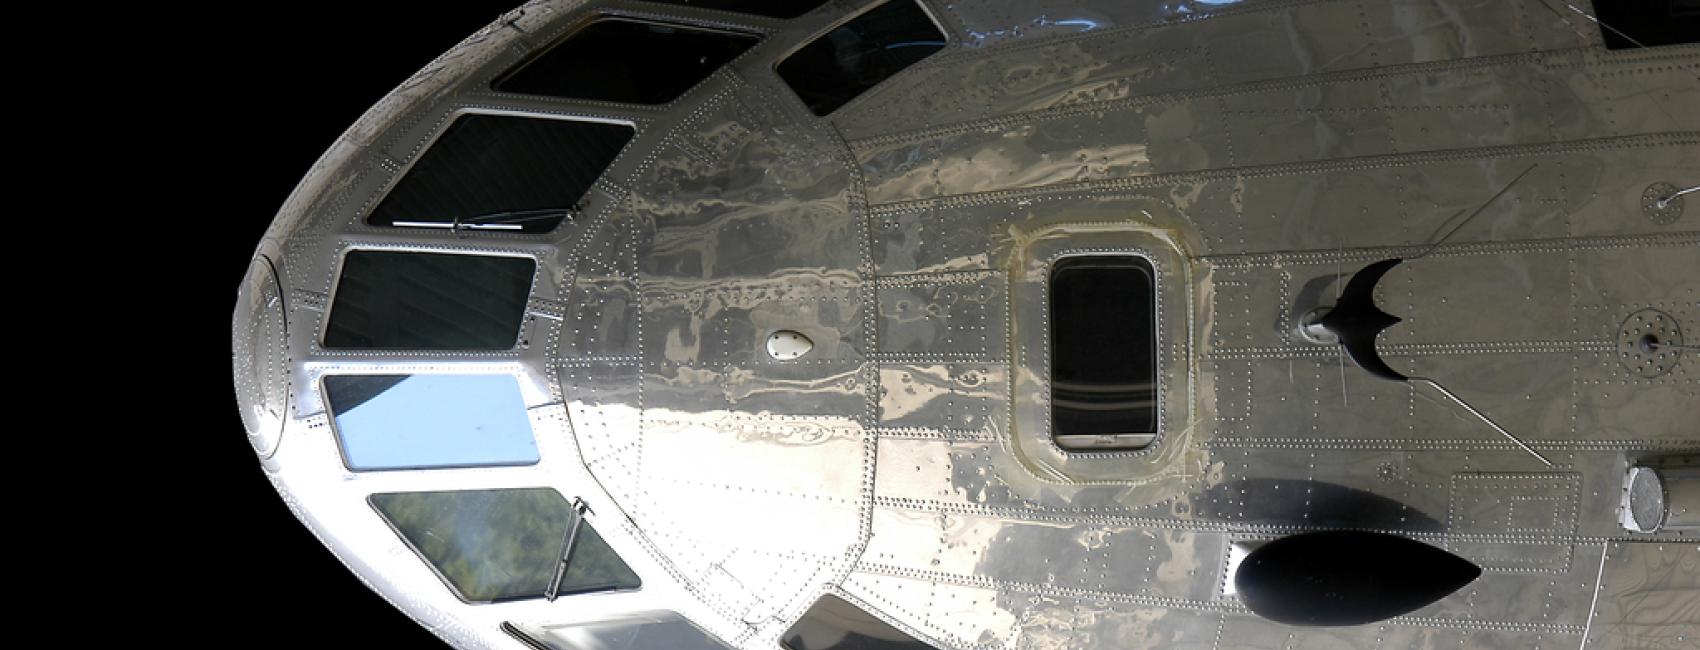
[369,488,641,602]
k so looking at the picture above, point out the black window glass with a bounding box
[1050,256,1157,449]
[324,251,535,350]
[507,612,738,650]
[367,114,633,233]
[776,0,945,116]
[782,595,936,650]
[1593,0,1700,49]
[370,489,641,603]
[495,19,759,104]
[645,0,830,19]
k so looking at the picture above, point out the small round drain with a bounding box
[1642,182,1685,225]
[766,330,814,360]
[1616,308,1685,378]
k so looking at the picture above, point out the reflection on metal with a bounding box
[232,255,288,457]
[235,0,1700,648]
[1306,163,1554,466]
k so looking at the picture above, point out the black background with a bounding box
[179,2,516,646]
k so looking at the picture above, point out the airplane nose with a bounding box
[232,253,290,458]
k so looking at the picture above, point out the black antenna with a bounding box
[1309,164,1553,466]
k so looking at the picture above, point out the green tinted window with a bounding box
[370,489,640,602]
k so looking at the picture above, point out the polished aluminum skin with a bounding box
[232,0,1700,648]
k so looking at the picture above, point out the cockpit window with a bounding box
[370,489,641,603]
[782,594,937,650]
[324,374,539,470]
[495,18,760,104]
[504,612,738,650]
[1050,255,1158,450]
[775,0,946,116]
[1592,1,1700,49]
[366,114,633,233]
[644,0,830,19]
[323,250,535,350]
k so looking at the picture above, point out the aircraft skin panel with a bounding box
[234,0,1700,648]
[1583,541,1700,650]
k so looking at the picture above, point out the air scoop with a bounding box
[1234,530,1481,626]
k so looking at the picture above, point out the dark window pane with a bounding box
[1593,0,1700,49]
[325,374,539,470]
[644,0,830,19]
[1050,256,1157,448]
[782,595,936,650]
[324,251,535,350]
[495,19,759,104]
[370,489,641,603]
[367,114,633,233]
[776,0,945,116]
[508,612,737,650]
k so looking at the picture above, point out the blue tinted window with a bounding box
[326,374,539,470]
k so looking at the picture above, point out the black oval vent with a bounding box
[1235,530,1481,626]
